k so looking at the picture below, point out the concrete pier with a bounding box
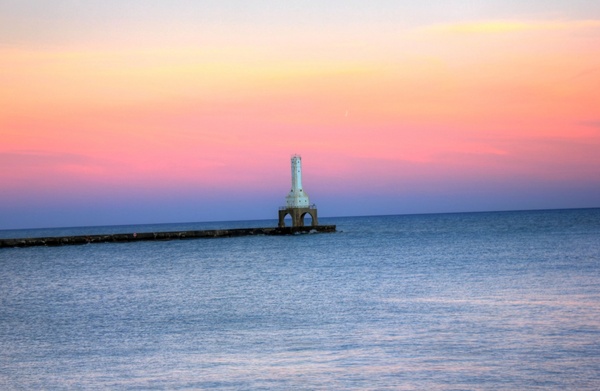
[0,225,337,248]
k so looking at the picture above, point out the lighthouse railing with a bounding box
[279,204,317,210]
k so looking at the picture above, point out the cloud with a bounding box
[0,150,90,166]
[578,120,600,129]
[0,150,112,181]
[570,66,600,81]
[422,19,600,35]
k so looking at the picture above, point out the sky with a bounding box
[1,1,599,229]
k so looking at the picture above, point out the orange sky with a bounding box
[1,3,599,228]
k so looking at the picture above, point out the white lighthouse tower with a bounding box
[278,155,319,228]
[285,155,310,208]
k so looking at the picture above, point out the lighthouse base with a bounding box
[278,207,319,228]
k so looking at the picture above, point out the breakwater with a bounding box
[0,225,336,248]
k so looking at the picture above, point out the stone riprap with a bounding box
[0,225,337,248]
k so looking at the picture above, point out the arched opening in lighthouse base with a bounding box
[278,207,318,228]
[301,212,313,227]
[282,213,292,227]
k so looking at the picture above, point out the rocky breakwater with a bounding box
[0,225,337,248]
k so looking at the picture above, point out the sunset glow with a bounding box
[1,2,599,228]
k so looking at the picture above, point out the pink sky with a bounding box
[1,3,599,228]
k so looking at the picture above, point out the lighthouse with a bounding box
[286,155,310,208]
[278,155,319,228]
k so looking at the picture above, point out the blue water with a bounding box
[1,209,599,390]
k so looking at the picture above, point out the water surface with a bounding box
[1,209,599,389]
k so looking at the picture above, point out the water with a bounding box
[1,209,599,390]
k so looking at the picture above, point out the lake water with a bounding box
[1,209,599,390]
